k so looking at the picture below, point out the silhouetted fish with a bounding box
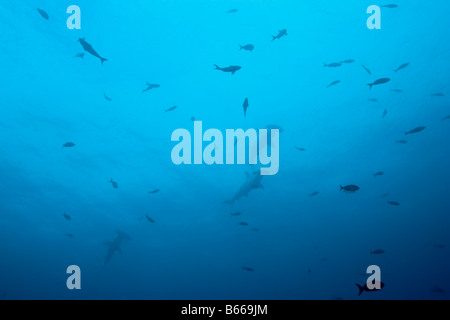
[380,193,390,198]
[148,189,160,194]
[104,93,112,101]
[368,78,390,89]
[78,38,107,65]
[231,212,242,216]
[239,44,254,51]
[340,59,355,64]
[394,62,410,72]
[227,9,238,13]
[340,185,360,192]
[242,267,254,271]
[295,146,306,151]
[143,83,160,93]
[442,115,450,121]
[371,249,385,255]
[165,106,177,113]
[382,109,388,118]
[272,29,287,41]
[362,65,371,75]
[381,4,398,8]
[387,201,400,206]
[433,244,445,249]
[324,62,341,68]
[243,98,249,117]
[309,191,319,197]
[145,215,155,223]
[37,8,49,20]
[430,93,444,97]
[356,282,385,296]
[63,213,71,221]
[237,222,248,226]
[62,142,75,149]
[391,89,403,93]
[109,179,118,189]
[373,171,384,178]
[404,126,426,135]
[369,98,378,102]
[431,286,446,294]
[214,65,241,75]
[396,139,408,144]
[327,80,340,88]
[190,116,196,122]
[65,233,74,238]
[74,53,84,59]
[250,228,259,232]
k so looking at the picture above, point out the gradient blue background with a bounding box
[0,0,449,299]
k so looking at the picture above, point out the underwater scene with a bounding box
[0,0,449,300]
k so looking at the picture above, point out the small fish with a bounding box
[340,59,355,64]
[442,115,450,121]
[371,249,385,255]
[369,98,378,102]
[368,78,390,89]
[309,191,320,197]
[266,124,284,132]
[391,89,403,93]
[373,171,384,178]
[271,29,287,41]
[145,215,155,223]
[190,116,196,122]
[214,65,241,75]
[295,146,306,151]
[74,53,84,59]
[143,82,160,93]
[430,93,444,97]
[380,193,390,198]
[65,234,74,238]
[78,38,107,66]
[433,244,445,249]
[320,258,328,262]
[237,222,248,226]
[381,4,398,8]
[340,185,360,192]
[242,267,254,271]
[362,65,371,75]
[382,109,388,118]
[307,268,312,275]
[231,212,242,216]
[404,126,426,135]
[165,106,177,113]
[356,282,385,296]
[327,80,340,88]
[324,62,341,68]
[109,178,118,189]
[37,8,49,20]
[396,139,408,144]
[227,9,238,13]
[431,286,446,294]
[239,44,254,51]
[250,228,259,232]
[148,189,160,194]
[104,93,112,101]
[387,201,400,206]
[394,62,410,72]
[62,213,71,221]
[243,98,249,117]
[62,142,75,149]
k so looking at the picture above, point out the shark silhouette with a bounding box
[223,171,263,205]
[104,230,130,265]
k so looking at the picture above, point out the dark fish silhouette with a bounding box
[227,9,238,13]
[327,80,340,88]
[371,249,385,255]
[368,78,390,89]
[190,116,196,122]
[237,222,248,226]
[394,62,410,72]
[239,44,254,51]
[442,115,450,121]
[104,93,112,101]
[380,193,390,198]
[309,191,319,197]
[109,178,118,189]
[165,106,177,113]
[404,126,426,135]
[143,82,160,93]
[340,185,360,192]
[250,228,259,232]
[65,233,74,238]
[63,213,71,221]
[431,286,446,294]
[387,201,400,206]
[231,212,242,216]
[382,109,388,118]
[37,8,49,20]
[145,215,155,223]
[214,65,241,75]
[272,29,287,41]
[148,189,160,194]
[243,98,249,117]
[356,282,385,296]
[74,53,84,59]
[391,89,403,93]
[242,267,254,271]
[369,98,378,102]
[78,38,107,65]
[340,59,355,64]
[362,65,371,75]
[433,244,445,249]
[396,139,408,144]
[104,230,130,265]
[324,62,341,68]
[430,93,444,97]
[295,146,306,151]
[62,142,75,149]
[373,171,384,178]
[381,4,398,8]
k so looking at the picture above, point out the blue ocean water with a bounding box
[0,0,449,300]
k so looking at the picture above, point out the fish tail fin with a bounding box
[323,63,327,67]
[339,185,344,191]
[356,284,365,296]
[213,64,220,69]
[101,57,107,65]
[367,83,373,90]
[271,36,276,41]
[404,132,409,135]
[239,45,243,49]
